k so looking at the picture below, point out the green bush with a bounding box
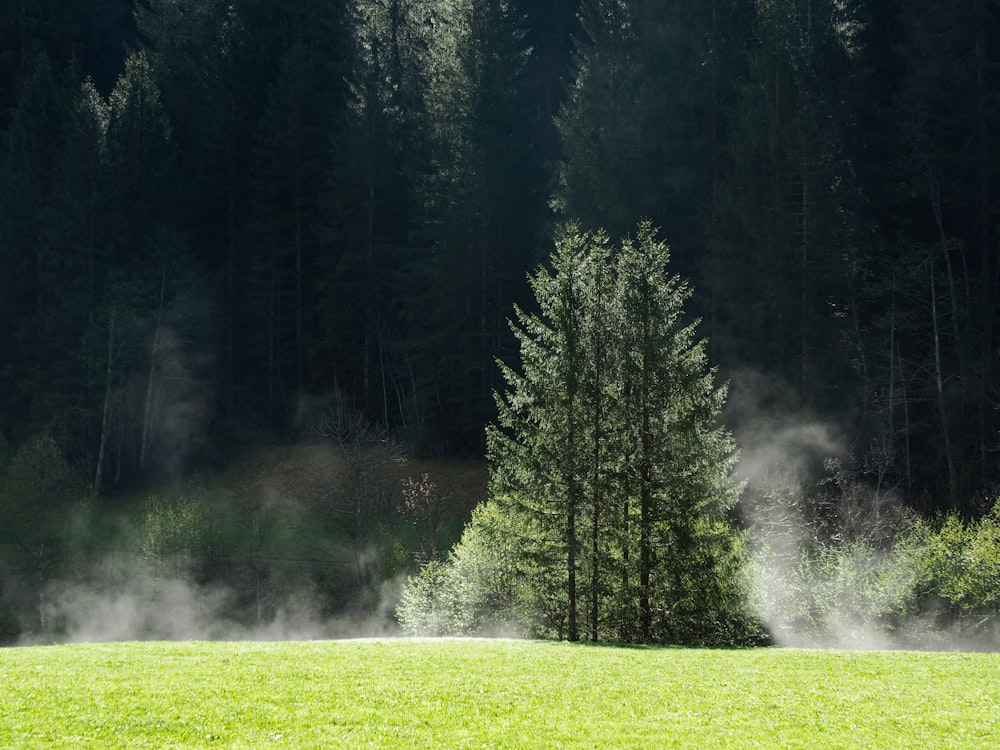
[923,504,1000,621]
[141,494,210,577]
[396,499,526,636]
[751,498,1000,646]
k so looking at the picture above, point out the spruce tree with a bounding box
[105,50,174,261]
[488,227,594,640]
[706,0,860,407]
[250,38,329,419]
[320,0,431,431]
[484,222,745,644]
[615,223,742,642]
[0,53,70,441]
[406,0,537,452]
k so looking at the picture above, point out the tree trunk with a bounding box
[37,542,47,634]
[566,422,579,642]
[94,306,116,493]
[930,185,964,376]
[929,259,958,507]
[590,348,602,642]
[226,152,237,419]
[974,10,992,476]
[639,301,652,643]
[800,145,810,396]
[295,156,304,398]
[620,487,630,643]
[267,261,278,420]
[140,262,168,470]
[899,343,913,497]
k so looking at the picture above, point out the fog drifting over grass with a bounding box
[16,369,1000,649]
[729,369,1000,652]
[26,564,406,645]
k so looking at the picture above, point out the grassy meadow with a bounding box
[2,638,999,748]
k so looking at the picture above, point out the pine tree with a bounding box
[105,50,174,260]
[488,227,593,640]
[41,76,111,475]
[0,53,67,440]
[553,0,749,269]
[551,0,648,241]
[706,0,861,409]
[485,222,745,644]
[405,0,538,452]
[187,3,258,422]
[319,0,432,432]
[250,38,330,419]
[890,0,1000,506]
[615,223,742,642]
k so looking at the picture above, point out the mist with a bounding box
[141,324,214,481]
[21,560,407,646]
[8,359,998,651]
[3,433,435,646]
[2,399,481,646]
[730,370,1000,652]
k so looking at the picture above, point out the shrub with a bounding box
[749,496,1000,647]
[396,500,525,636]
[923,503,1000,621]
[141,494,210,578]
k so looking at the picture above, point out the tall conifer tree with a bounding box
[487,223,744,643]
[407,0,536,451]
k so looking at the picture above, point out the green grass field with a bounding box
[2,639,998,748]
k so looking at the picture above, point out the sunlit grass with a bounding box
[2,639,999,748]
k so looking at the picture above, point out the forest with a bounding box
[1,0,1000,643]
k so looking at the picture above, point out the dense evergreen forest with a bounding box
[2,0,999,519]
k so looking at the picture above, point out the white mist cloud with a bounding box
[729,369,1000,651]
[727,369,923,650]
[30,557,406,645]
[142,325,214,480]
[726,368,845,486]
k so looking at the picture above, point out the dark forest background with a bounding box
[2,0,999,516]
